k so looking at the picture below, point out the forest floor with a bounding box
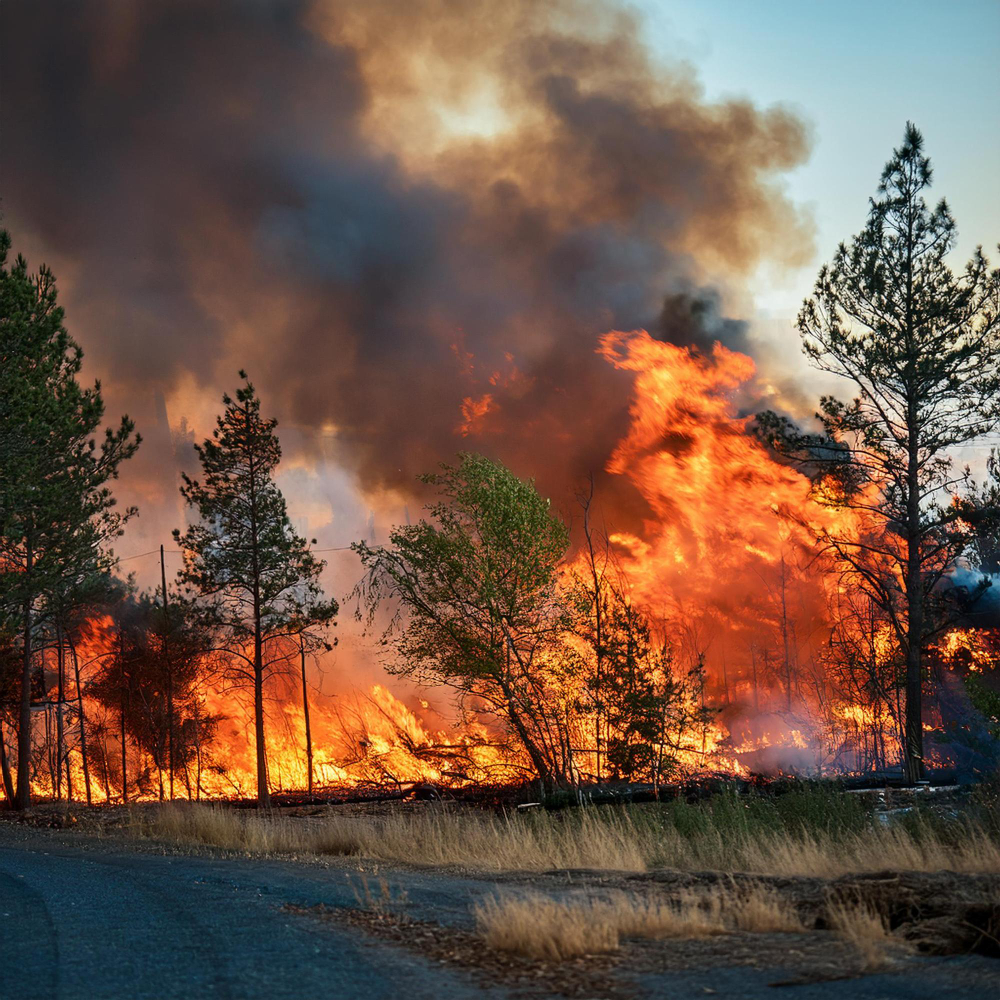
[1,802,999,999]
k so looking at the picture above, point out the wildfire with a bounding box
[595,331,850,617]
[933,629,997,673]
[7,330,998,805]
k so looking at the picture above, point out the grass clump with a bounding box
[726,884,804,933]
[474,883,807,960]
[474,889,726,960]
[826,899,908,971]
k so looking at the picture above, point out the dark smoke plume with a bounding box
[1,0,813,516]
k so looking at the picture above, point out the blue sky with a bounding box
[638,0,1000,317]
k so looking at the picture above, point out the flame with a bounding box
[596,330,849,608]
[6,330,999,804]
[933,629,996,673]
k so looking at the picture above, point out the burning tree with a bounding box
[569,515,716,786]
[354,453,575,788]
[87,586,223,803]
[174,373,337,807]
[759,124,1000,783]
[586,597,712,787]
[0,230,140,809]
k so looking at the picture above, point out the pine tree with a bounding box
[758,125,1000,782]
[174,374,337,807]
[0,230,139,808]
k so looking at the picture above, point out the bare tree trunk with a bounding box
[253,648,269,808]
[15,538,34,810]
[581,478,605,783]
[160,545,175,801]
[56,625,66,800]
[69,636,92,806]
[496,673,552,788]
[721,647,730,707]
[779,554,793,712]
[0,722,15,804]
[45,702,56,795]
[98,729,112,802]
[903,404,924,785]
[120,629,129,805]
[194,699,203,801]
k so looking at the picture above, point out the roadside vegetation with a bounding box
[474,884,804,960]
[131,783,1000,876]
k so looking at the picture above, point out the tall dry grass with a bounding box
[726,884,804,933]
[474,889,727,959]
[474,884,807,959]
[133,798,1000,876]
[827,900,908,971]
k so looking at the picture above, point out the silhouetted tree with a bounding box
[0,230,139,808]
[174,374,337,806]
[759,125,1000,782]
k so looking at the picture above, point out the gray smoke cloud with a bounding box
[1,0,813,520]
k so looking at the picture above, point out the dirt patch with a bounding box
[285,903,630,999]
[284,868,1000,998]
[286,901,915,998]
[595,868,1000,957]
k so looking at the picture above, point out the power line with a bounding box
[115,544,357,562]
[116,549,168,563]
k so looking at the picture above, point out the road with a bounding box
[1,824,997,1000]
[0,826,506,1000]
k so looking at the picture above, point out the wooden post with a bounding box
[300,637,314,797]
[161,545,175,801]
[119,625,128,805]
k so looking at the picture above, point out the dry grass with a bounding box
[474,895,621,959]
[474,883,808,959]
[725,884,804,933]
[826,899,906,971]
[474,889,726,960]
[133,801,1000,877]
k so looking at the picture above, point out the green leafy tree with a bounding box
[964,671,1000,742]
[758,125,1000,782]
[354,453,571,786]
[174,374,337,807]
[0,230,139,808]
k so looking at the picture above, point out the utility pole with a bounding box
[160,544,174,801]
[56,623,66,800]
[119,622,128,805]
[299,636,314,797]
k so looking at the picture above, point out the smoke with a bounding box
[1,0,813,518]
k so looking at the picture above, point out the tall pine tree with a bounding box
[0,230,139,808]
[174,374,336,807]
[759,125,1000,782]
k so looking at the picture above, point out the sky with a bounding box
[642,0,1000,317]
[3,0,998,580]
[2,0,998,715]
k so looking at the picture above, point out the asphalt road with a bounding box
[1,825,997,1000]
[0,828,506,1000]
